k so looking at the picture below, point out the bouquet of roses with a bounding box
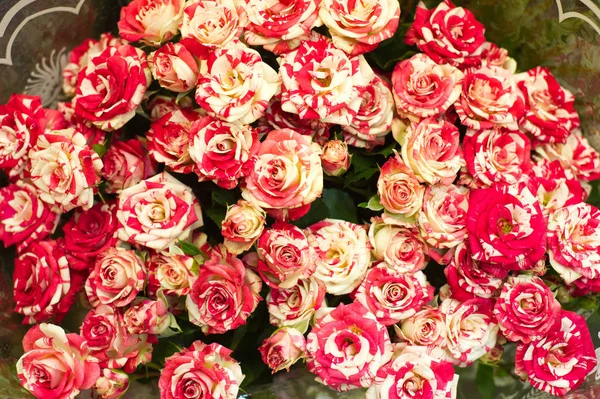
[2,0,600,398]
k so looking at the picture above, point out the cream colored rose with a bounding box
[369,217,426,273]
[418,184,469,249]
[180,0,244,48]
[222,200,266,254]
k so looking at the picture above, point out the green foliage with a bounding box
[475,363,496,399]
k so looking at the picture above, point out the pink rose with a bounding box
[61,202,119,272]
[267,276,326,333]
[366,345,458,399]
[146,94,193,122]
[392,53,464,122]
[149,42,199,92]
[257,222,316,289]
[455,65,525,130]
[116,172,204,250]
[186,247,262,334]
[159,341,244,399]
[279,33,374,125]
[147,109,200,174]
[516,66,580,144]
[259,327,306,373]
[265,98,331,145]
[28,128,103,212]
[243,0,321,54]
[0,181,59,250]
[319,0,400,55]
[13,240,79,324]
[123,298,171,335]
[321,140,350,176]
[397,306,448,348]
[17,324,100,399]
[463,127,531,187]
[85,247,146,308]
[75,44,151,131]
[342,75,394,149]
[515,311,596,396]
[222,200,266,254]
[242,129,323,214]
[405,0,486,69]
[467,184,546,271]
[102,138,157,194]
[307,219,372,295]
[118,0,185,46]
[397,117,464,185]
[146,251,197,297]
[195,42,279,125]
[94,369,129,399]
[419,184,469,250]
[369,218,427,273]
[527,159,585,215]
[535,130,600,181]
[306,302,392,391]
[441,298,498,366]
[189,116,260,189]
[180,0,244,49]
[478,42,517,72]
[494,275,561,343]
[355,262,434,326]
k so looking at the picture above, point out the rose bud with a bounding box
[148,42,199,93]
[321,140,350,177]
[94,369,129,399]
[118,0,185,46]
[123,297,172,335]
[259,327,306,373]
[222,200,266,255]
[479,344,504,366]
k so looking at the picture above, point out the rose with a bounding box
[391,53,464,122]
[62,33,128,97]
[444,242,507,302]
[321,140,350,176]
[189,116,260,189]
[148,42,199,93]
[463,127,531,187]
[195,42,279,125]
[397,117,464,185]
[74,44,151,131]
[242,0,321,54]
[116,172,204,250]
[0,95,44,178]
[354,262,433,326]
[515,311,596,396]
[57,100,106,147]
[159,341,244,399]
[366,345,458,399]
[494,275,561,343]
[17,324,100,399]
[147,109,199,174]
[478,42,517,72]
[259,328,306,373]
[186,247,262,334]
[279,33,374,125]
[241,129,323,213]
[146,251,197,297]
[306,302,392,391]
[369,218,427,273]
[13,240,78,324]
[454,65,525,130]
[319,0,400,55]
[28,128,103,212]
[405,0,486,69]
[146,94,193,122]
[418,184,469,250]
[222,200,266,255]
[94,369,129,399]
[85,247,146,308]
[256,222,316,288]
[0,181,60,250]
[180,0,244,49]
[528,159,585,215]
[307,219,372,295]
[516,66,580,144]
[547,203,600,283]
[377,151,425,222]
[467,184,546,271]
[118,0,184,46]
[535,130,600,181]
[102,138,158,194]
[123,298,171,335]
[265,98,330,144]
[267,277,326,333]
[396,306,448,348]
[342,75,395,149]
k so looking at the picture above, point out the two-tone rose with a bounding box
[118,0,184,46]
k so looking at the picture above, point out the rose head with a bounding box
[146,250,197,297]
[259,327,306,373]
[102,138,158,194]
[377,152,425,221]
[222,200,266,254]
[419,184,469,250]
[118,0,185,46]
[181,0,244,49]
[265,98,331,144]
[397,306,448,348]
[321,140,350,177]
[527,159,585,215]
[94,369,129,399]
[149,42,199,93]
[369,218,426,273]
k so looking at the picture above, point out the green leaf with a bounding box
[476,363,496,399]
[92,144,107,157]
[366,141,398,157]
[204,206,226,228]
[177,240,201,256]
[230,324,248,351]
[292,197,329,229]
[360,196,383,211]
[322,188,359,223]
[211,189,238,207]
[344,152,380,186]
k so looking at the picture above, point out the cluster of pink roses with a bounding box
[2,0,600,398]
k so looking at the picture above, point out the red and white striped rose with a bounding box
[419,184,469,250]
[369,218,427,273]
[180,0,244,49]
[118,0,184,46]
[102,138,157,194]
[148,42,199,93]
[222,200,266,255]
[259,328,306,373]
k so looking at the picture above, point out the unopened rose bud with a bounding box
[479,344,504,366]
[259,327,306,373]
[321,140,350,177]
[94,368,129,399]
